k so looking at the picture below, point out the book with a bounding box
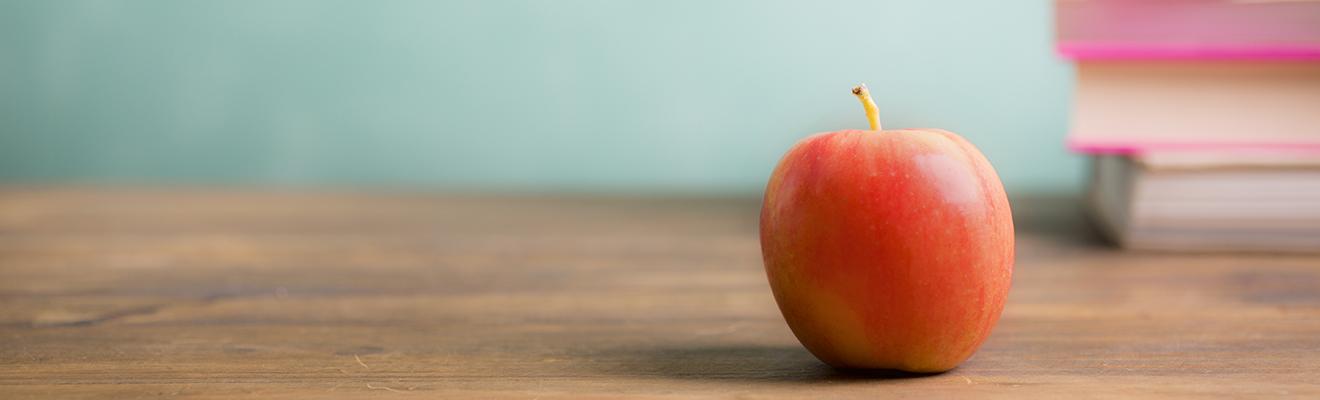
[1057,0,1320,61]
[1088,153,1320,252]
[1068,60,1320,154]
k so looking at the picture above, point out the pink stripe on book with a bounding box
[1067,138,1320,155]
[1058,42,1320,61]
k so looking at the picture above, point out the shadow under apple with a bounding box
[577,344,941,384]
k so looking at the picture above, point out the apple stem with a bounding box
[851,84,881,131]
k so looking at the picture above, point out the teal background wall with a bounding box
[0,0,1079,194]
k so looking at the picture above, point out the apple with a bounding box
[759,84,1013,373]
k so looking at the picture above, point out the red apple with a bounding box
[760,84,1013,372]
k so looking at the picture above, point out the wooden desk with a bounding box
[1,189,1317,398]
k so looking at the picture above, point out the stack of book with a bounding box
[1056,0,1320,252]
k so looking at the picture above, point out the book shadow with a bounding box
[581,344,941,384]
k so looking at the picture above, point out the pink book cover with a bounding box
[1056,0,1320,60]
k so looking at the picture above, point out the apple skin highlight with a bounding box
[759,86,1014,373]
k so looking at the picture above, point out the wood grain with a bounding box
[1,188,1318,398]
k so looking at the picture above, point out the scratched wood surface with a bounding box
[1,188,1318,399]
